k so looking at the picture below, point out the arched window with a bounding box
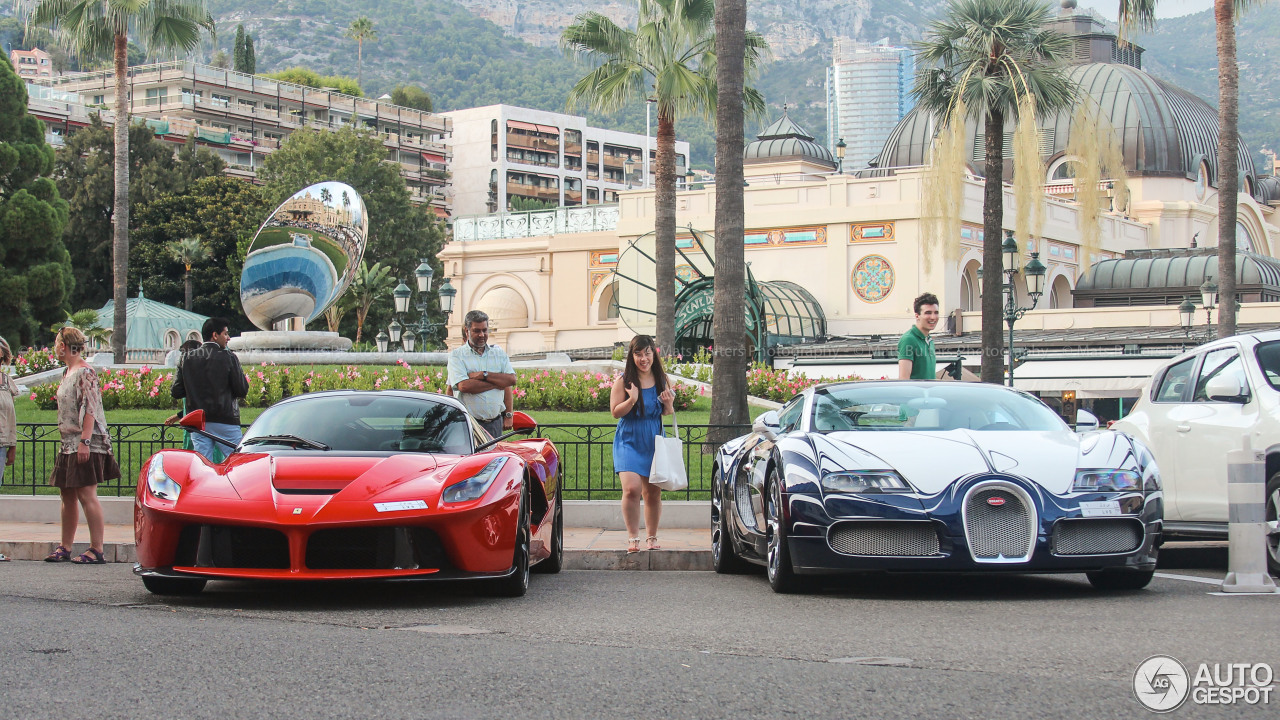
[597,280,620,322]
[1048,275,1072,309]
[1236,221,1255,252]
[163,330,180,350]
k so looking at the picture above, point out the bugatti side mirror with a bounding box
[1204,374,1248,404]
[753,410,781,440]
[1074,409,1099,433]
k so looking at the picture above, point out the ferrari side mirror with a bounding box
[511,411,537,432]
[178,409,206,431]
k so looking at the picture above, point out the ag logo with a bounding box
[1134,655,1190,713]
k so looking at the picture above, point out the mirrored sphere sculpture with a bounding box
[240,181,369,330]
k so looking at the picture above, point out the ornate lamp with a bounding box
[414,259,434,293]
[388,318,403,345]
[1024,252,1047,299]
[375,330,389,354]
[1002,230,1020,271]
[439,277,456,316]
[393,281,412,315]
[1200,277,1219,310]
[976,266,983,296]
[835,138,847,174]
[401,328,416,353]
[1179,297,1196,332]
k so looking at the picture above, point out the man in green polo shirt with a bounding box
[897,293,940,380]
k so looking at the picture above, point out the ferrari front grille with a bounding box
[828,522,941,557]
[306,527,448,570]
[1052,519,1143,555]
[175,524,290,569]
[965,487,1034,562]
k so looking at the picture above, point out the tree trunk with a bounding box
[184,271,193,311]
[1214,0,1239,338]
[357,39,364,89]
[654,118,676,357]
[356,309,367,343]
[980,107,1006,384]
[112,33,130,364]
[710,0,750,444]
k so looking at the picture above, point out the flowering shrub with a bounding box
[666,356,864,403]
[11,347,61,378]
[31,361,699,412]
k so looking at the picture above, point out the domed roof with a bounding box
[744,111,837,168]
[1256,175,1280,206]
[1076,248,1280,292]
[873,62,1257,185]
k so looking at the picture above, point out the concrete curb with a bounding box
[0,497,714,530]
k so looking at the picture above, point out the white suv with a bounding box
[1112,330,1280,575]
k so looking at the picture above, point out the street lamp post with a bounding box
[388,259,457,352]
[981,231,1046,387]
[835,138,846,175]
[1178,277,1219,346]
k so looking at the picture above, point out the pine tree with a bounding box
[243,34,256,74]
[0,55,73,346]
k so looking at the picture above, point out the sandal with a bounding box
[70,548,106,564]
[646,536,661,551]
[45,545,71,562]
[626,537,641,554]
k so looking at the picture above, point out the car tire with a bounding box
[532,496,563,574]
[1085,569,1155,591]
[766,470,808,594]
[1266,472,1280,577]
[488,484,531,597]
[142,575,207,596]
[712,492,752,575]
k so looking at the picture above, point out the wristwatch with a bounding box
[482,370,489,380]
[503,411,514,418]
[79,438,91,446]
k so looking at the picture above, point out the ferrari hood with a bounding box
[224,453,441,499]
[819,430,1081,495]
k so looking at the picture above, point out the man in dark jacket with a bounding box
[172,317,250,461]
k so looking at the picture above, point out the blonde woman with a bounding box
[0,336,17,486]
[44,328,119,564]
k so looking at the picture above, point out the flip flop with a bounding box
[626,537,641,554]
[70,548,106,564]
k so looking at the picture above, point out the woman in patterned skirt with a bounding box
[44,328,120,565]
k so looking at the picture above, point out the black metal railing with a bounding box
[3,422,752,500]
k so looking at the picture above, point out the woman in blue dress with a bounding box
[610,335,675,553]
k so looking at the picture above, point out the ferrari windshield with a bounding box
[242,393,472,453]
[811,383,1066,432]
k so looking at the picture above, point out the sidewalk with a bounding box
[0,521,713,571]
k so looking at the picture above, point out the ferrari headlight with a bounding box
[442,457,508,504]
[1072,469,1141,492]
[821,470,911,494]
[146,455,181,501]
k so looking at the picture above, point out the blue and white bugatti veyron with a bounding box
[711,381,1162,593]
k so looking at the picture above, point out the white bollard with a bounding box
[1221,436,1278,593]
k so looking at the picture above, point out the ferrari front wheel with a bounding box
[766,471,807,594]
[488,484,531,597]
[533,495,563,574]
[142,575,207,596]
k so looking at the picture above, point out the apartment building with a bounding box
[825,38,915,172]
[26,61,451,216]
[10,48,54,78]
[441,104,689,217]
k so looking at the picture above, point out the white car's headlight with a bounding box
[146,455,181,501]
[442,457,508,504]
[1072,469,1141,492]
[821,470,912,494]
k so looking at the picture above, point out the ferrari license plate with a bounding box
[375,500,429,512]
[1078,500,1122,517]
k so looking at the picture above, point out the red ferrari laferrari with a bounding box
[134,390,561,597]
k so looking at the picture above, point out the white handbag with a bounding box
[649,412,688,492]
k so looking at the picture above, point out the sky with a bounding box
[1077,0,1214,22]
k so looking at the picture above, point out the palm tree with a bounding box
[351,261,394,343]
[1117,0,1265,338]
[21,0,215,363]
[320,186,332,205]
[345,16,376,89]
[562,0,768,356]
[709,0,750,442]
[167,237,209,311]
[51,309,112,348]
[914,0,1076,383]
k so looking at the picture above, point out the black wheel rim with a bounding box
[1266,486,1279,568]
[554,503,563,565]
[766,480,781,582]
[712,496,723,566]
[517,492,530,589]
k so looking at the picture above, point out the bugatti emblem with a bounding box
[987,497,1006,507]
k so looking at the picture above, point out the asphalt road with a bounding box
[1,562,1276,719]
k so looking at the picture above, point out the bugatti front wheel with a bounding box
[712,492,751,575]
[488,485,531,597]
[1086,569,1155,591]
[766,471,806,594]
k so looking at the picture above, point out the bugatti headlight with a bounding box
[1072,469,1141,492]
[821,470,911,494]
[146,455,181,501]
[442,457,508,504]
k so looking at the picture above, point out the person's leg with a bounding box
[76,484,104,552]
[619,471,644,550]
[59,486,78,548]
[190,432,215,462]
[642,480,662,549]
[205,422,243,454]
[480,416,503,440]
